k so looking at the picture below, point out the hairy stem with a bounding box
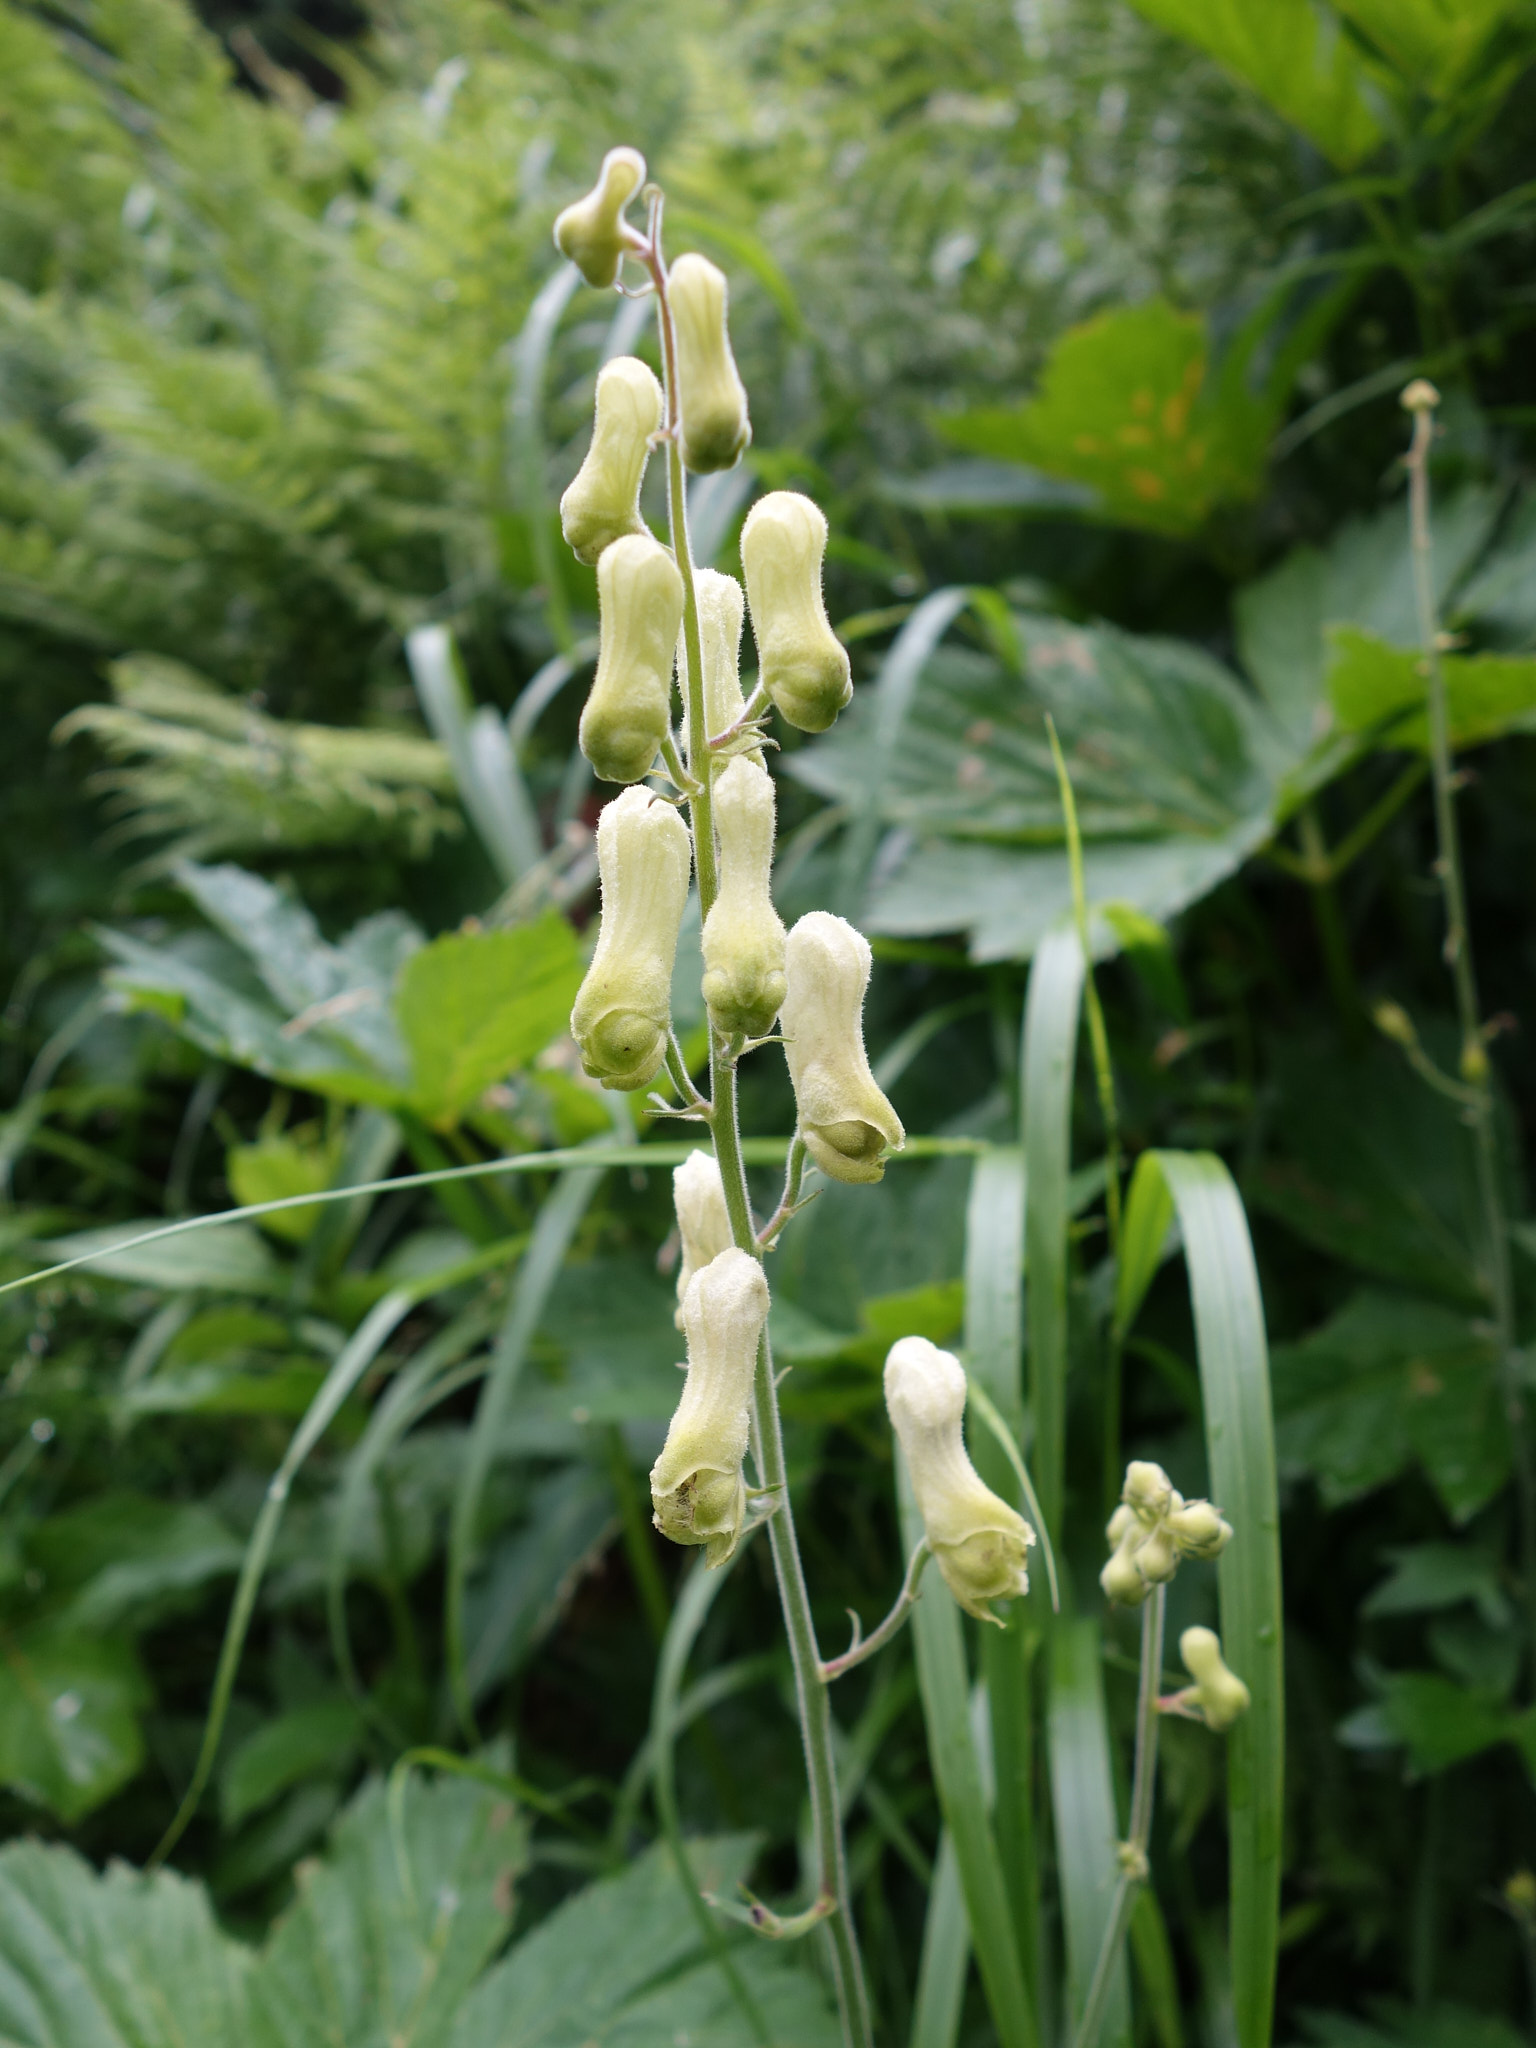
[1404,391,1535,1683]
[645,220,871,2048]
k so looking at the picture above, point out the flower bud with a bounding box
[1178,1625,1250,1731]
[570,785,691,1090]
[1166,1498,1233,1560]
[741,492,852,733]
[669,253,750,474]
[1134,1527,1179,1585]
[884,1337,1032,1622]
[681,570,753,760]
[701,759,786,1038]
[651,1247,770,1567]
[1123,1460,1174,1520]
[580,533,684,784]
[560,356,664,566]
[1100,1529,1151,1607]
[553,146,646,289]
[780,912,903,1184]
[1106,1503,1137,1546]
[672,1148,735,1328]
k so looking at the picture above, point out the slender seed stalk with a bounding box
[642,218,872,2048]
[1073,1586,1166,2048]
[1403,387,1536,1682]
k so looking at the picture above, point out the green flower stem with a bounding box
[819,1539,932,1682]
[1404,391,1535,1682]
[645,222,872,2048]
[1073,1585,1166,2048]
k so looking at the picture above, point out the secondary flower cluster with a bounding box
[1100,1458,1233,1605]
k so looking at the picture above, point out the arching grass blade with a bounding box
[1048,1617,1130,2048]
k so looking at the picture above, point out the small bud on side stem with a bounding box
[571,785,691,1090]
[651,1247,770,1566]
[1174,1625,1250,1731]
[560,356,664,565]
[702,758,787,1039]
[884,1337,1033,1621]
[553,145,647,288]
[669,253,751,473]
[742,492,852,733]
[780,912,903,1183]
[580,533,684,785]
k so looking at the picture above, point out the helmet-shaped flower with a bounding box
[672,1149,735,1328]
[670,253,750,474]
[780,912,903,1183]
[884,1337,1033,1622]
[570,786,691,1091]
[579,533,684,785]
[741,492,851,733]
[651,1247,769,1567]
[560,356,664,565]
[553,146,646,289]
[701,758,786,1038]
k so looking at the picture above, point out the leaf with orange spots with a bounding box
[940,302,1271,538]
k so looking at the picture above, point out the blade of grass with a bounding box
[909,1829,970,2048]
[1049,1617,1130,2048]
[8,1137,991,1303]
[898,1449,1040,2048]
[836,587,970,917]
[446,1163,603,1739]
[1114,1154,1175,1342]
[507,263,582,654]
[407,624,544,886]
[1129,1888,1185,2048]
[1146,1150,1282,2048]
[149,1287,415,1866]
[1021,925,1086,1540]
[965,1149,1040,1991]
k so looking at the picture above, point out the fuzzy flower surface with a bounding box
[780,912,903,1183]
[1100,1459,1232,1606]
[681,570,755,762]
[884,1336,1033,1621]
[741,492,851,733]
[580,533,684,785]
[650,1247,769,1567]
[672,1149,735,1327]
[701,758,786,1038]
[570,786,691,1091]
[560,356,663,566]
[669,253,751,473]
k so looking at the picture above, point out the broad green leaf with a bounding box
[1048,1618,1131,2047]
[32,1218,285,1295]
[119,1360,334,1423]
[0,1629,149,1823]
[1362,1544,1509,1624]
[395,915,584,1126]
[1338,1669,1511,1775]
[794,615,1289,958]
[941,303,1268,537]
[1270,1290,1508,1523]
[448,1834,840,2048]
[1123,0,1384,166]
[0,1839,251,2043]
[249,1773,524,2047]
[1325,625,1536,751]
[1247,1038,1485,1308]
[29,1494,243,1634]
[227,1128,344,1243]
[221,1700,362,1829]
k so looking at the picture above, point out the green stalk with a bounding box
[1403,385,1535,1682]
[1072,1587,1166,2048]
[645,217,871,2048]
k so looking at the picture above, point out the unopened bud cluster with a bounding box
[1101,1459,1232,1607]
